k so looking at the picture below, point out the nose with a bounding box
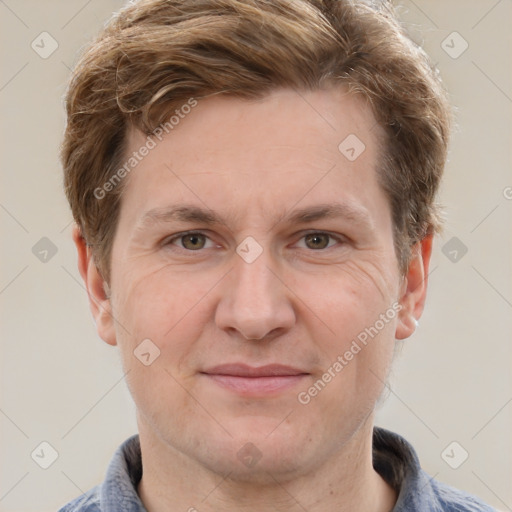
[214,247,296,341]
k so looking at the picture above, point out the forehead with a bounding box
[118,87,387,228]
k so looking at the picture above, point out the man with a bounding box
[59,0,496,510]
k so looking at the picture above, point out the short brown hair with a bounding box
[62,0,451,282]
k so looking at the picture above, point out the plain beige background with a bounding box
[1,1,511,511]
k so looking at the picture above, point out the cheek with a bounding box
[308,318,396,431]
[110,265,219,371]
[306,259,399,349]
[115,264,213,327]
[301,261,398,409]
[110,267,217,435]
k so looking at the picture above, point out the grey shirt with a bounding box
[58,427,497,511]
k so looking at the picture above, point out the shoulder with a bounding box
[57,435,143,512]
[57,486,101,512]
[429,477,498,512]
[372,427,499,512]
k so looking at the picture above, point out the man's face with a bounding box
[90,87,418,480]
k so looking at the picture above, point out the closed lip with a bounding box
[201,363,309,377]
[201,363,309,395]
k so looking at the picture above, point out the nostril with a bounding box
[242,327,282,342]
[244,333,266,341]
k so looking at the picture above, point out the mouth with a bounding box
[200,363,309,396]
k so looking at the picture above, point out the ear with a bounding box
[72,225,117,346]
[395,233,433,340]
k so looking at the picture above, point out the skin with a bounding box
[74,87,432,512]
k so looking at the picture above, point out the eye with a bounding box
[297,232,341,250]
[165,231,214,251]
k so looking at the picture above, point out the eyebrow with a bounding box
[137,202,373,231]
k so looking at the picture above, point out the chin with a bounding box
[205,448,310,485]
[192,421,316,482]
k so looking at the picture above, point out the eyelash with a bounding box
[162,230,346,252]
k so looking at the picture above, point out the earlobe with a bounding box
[72,225,117,346]
[395,233,433,340]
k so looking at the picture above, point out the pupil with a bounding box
[307,233,328,249]
[184,234,203,249]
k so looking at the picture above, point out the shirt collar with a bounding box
[100,427,436,511]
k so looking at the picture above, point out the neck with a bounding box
[137,417,397,512]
